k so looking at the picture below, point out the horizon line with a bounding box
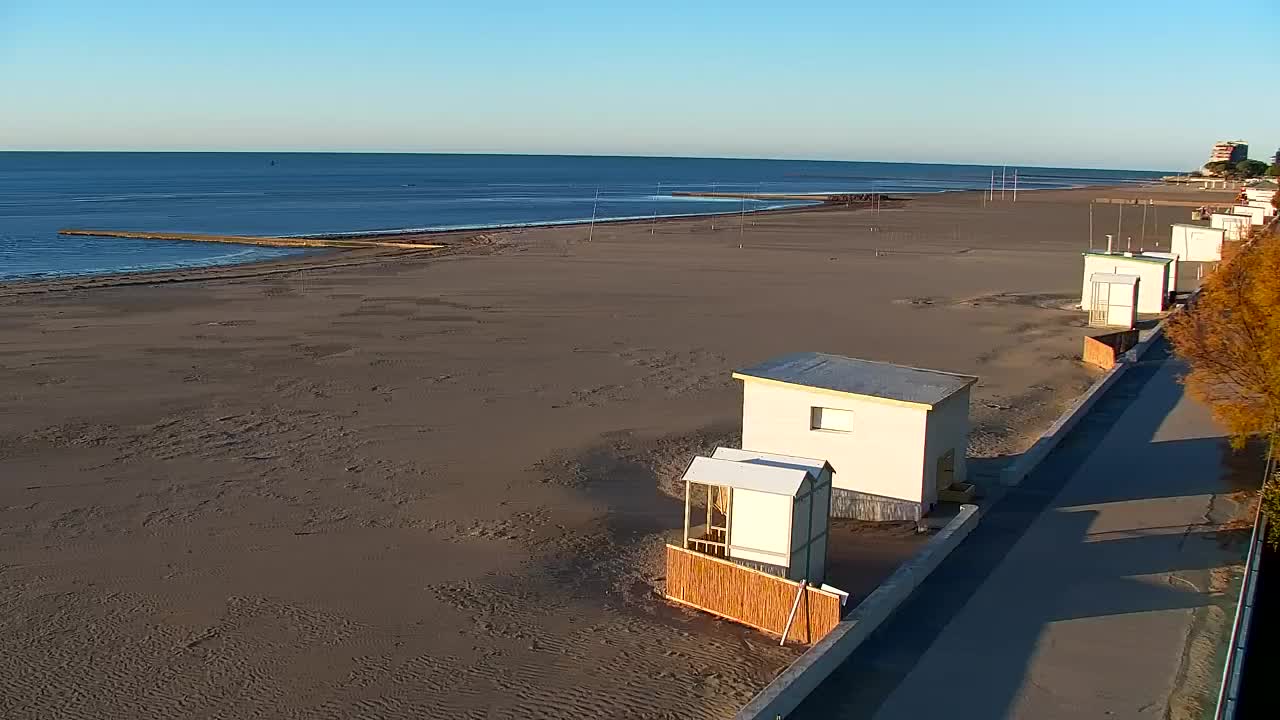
[0,148,1177,174]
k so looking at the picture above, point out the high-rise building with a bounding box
[1209,141,1249,165]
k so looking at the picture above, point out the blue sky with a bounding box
[2,1,1277,170]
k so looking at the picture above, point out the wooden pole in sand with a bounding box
[1140,200,1148,248]
[651,181,662,235]
[1001,165,1007,200]
[1089,202,1095,250]
[1117,204,1124,243]
[1012,169,1018,202]
[588,185,600,242]
[711,181,718,230]
[989,171,995,203]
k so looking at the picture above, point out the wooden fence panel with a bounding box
[1083,329,1139,370]
[665,544,842,644]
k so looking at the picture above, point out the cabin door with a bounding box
[1089,282,1109,327]
[936,449,955,494]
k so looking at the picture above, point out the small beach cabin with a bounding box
[1232,205,1268,226]
[1084,273,1139,329]
[1210,213,1252,242]
[1140,251,1179,297]
[1248,201,1276,219]
[734,352,975,521]
[1081,251,1170,314]
[1169,224,1226,262]
[680,448,833,583]
[1245,187,1276,205]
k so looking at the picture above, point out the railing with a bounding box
[686,526,727,557]
[1214,500,1268,719]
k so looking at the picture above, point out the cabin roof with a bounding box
[1082,251,1172,265]
[1090,272,1140,285]
[681,455,812,496]
[733,352,975,409]
[711,447,833,480]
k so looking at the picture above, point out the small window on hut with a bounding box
[810,407,853,433]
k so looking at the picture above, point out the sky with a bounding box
[2,1,1277,170]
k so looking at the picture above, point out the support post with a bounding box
[780,581,807,646]
[682,481,691,548]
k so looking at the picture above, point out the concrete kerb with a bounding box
[733,503,980,720]
[998,317,1169,487]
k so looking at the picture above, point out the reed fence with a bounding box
[665,544,841,644]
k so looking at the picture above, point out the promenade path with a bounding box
[794,340,1249,719]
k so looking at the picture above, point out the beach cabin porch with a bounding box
[665,448,842,644]
[680,448,833,583]
[1084,273,1139,329]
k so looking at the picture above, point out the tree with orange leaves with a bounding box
[1167,223,1280,538]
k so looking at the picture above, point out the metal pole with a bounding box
[1012,169,1018,202]
[989,171,995,202]
[710,181,717,230]
[1140,201,1148,248]
[1089,202,1094,250]
[650,181,661,235]
[587,185,600,242]
[1001,165,1007,200]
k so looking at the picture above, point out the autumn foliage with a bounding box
[1166,225,1280,446]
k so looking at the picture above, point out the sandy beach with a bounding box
[0,185,1231,718]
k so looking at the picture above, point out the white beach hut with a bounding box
[1084,273,1139,329]
[733,352,975,521]
[1248,201,1276,219]
[1081,251,1170,314]
[1140,251,1179,297]
[1245,187,1276,205]
[1169,224,1226,262]
[1211,213,1252,241]
[680,449,833,583]
[1232,205,1268,226]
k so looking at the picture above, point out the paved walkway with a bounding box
[795,342,1247,719]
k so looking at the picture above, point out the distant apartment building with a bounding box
[1209,140,1249,165]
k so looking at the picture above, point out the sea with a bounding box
[0,153,1165,281]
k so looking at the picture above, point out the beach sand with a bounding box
[0,185,1231,718]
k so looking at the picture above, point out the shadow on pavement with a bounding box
[792,339,1236,719]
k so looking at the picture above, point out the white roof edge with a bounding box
[682,455,810,496]
[1090,272,1140,284]
[711,447,832,478]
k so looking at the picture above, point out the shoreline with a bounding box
[1,197,878,294]
[8,181,1173,290]
[0,182,1236,717]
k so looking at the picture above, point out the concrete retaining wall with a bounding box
[734,503,980,720]
[1000,319,1167,487]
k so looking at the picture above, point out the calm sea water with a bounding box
[0,153,1164,281]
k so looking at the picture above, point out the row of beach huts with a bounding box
[1081,184,1276,330]
[663,184,1277,645]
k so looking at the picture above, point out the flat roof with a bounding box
[1090,272,1140,285]
[711,447,832,480]
[1082,251,1171,265]
[734,351,976,408]
[682,455,811,496]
